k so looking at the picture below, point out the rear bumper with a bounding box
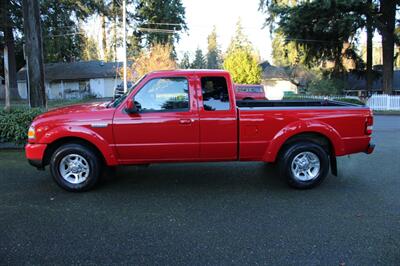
[25,144,47,169]
[365,143,375,154]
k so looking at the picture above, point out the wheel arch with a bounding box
[263,121,345,163]
[277,132,334,158]
[39,126,118,166]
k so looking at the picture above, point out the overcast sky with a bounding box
[176,0,272,62]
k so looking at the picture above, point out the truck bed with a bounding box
[236,99,360,108]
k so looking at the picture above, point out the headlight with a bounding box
[28,126,36,141]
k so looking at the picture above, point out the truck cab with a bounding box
[112,70,239,162]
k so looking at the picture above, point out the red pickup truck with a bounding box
[25,70,374,192]
[234,84,266,100]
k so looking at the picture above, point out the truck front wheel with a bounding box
[279,141,329,189]
[50,143,101,192]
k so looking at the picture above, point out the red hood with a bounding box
[35,101,110,120]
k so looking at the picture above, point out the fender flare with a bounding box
[262,120,345,162]
[40,125,118,165]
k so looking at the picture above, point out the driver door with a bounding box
[112,76,200,163]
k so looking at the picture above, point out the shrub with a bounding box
[127,43,177,81]
[0,108,43,144]
[332,97,365,105]
[306,78,345,96]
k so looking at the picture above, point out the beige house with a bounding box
[260,61,308,97]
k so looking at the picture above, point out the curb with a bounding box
[0,142,25,150]
[374,113,400,116]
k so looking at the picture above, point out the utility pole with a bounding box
[122,0,127,93]
[3,46,10,112]
[366,0,373,96]
[22,0,46,108]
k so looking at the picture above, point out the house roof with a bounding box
[17,61,123,81]
[260,61,289,80]
[260,61,314,86]
[345,70,400,91]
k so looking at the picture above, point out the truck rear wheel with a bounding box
[50,143,101,192]
[279,141,329,189]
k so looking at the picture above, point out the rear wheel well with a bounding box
[279,132,334,158]
[43,137,106,167]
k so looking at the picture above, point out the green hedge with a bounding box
[331,98,365,105]
[0,108,43,144]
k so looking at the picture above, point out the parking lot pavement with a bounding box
[0,115,399,265]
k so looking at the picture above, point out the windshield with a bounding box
[110,75,147,108]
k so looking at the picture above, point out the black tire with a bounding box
[50,143,101,192]
[279,141,329,189]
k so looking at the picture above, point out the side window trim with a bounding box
[133,76,190,113]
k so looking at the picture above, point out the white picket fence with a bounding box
[367,94,400,111]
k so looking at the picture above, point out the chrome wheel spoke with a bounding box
[59,154,90,184]
[291,151,320,182]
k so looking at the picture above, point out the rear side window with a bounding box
[134,77,189,112]
[201,76,230,111]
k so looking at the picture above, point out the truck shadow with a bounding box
[99,162,289,192]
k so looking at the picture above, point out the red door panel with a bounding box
[196,74,238,160]
[112,75,199,163]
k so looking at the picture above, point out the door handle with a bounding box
[179,119,193,124]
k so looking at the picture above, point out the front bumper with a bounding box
[25,143,47,169]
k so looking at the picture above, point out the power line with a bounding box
[136,27,177,34]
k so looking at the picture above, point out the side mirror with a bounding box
[125,98,138,114]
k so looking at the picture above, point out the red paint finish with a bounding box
[238,108,372,162]
[112,73,200,163]
[25,70,374,169]
[25,143,47,161]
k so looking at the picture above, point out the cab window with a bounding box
[201,76,230,111]
[134,77,189,112]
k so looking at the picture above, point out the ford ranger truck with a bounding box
[25,70,375,192]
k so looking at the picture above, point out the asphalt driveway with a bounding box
[1,116,399,265]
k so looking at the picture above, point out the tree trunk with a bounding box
[380,0,395,95]
[22,0,46,108]
[4,27,21,100]
[3,0,21,100]
[366,0,373,94]
[101,16,108,61]
[3,46,11,112]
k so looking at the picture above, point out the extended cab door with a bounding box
[196,73,238,160]
[112,74,199,163]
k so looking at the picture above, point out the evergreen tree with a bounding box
[134,0,187,51]
[191,48,206,69]
[223,20,261,84]
[206,26,221,69]
[179,52,191,69]
[271,32,307,67]
[260,0,400,93]
[81,35,100,61]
